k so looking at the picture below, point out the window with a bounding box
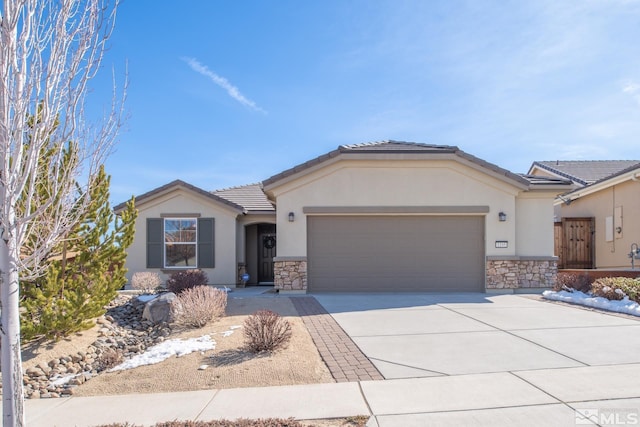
[164,218,197,267]
[147,217,215,269]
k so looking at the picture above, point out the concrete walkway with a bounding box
[25,363,640,426]
[23,292,640,426]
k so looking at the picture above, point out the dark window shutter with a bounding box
[147,218,163,268]
[198,218,215,268]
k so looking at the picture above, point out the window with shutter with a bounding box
[146,217,215,269]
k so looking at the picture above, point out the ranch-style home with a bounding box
[115,141,573,293]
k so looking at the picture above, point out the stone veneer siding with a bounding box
[486,257,557,289]
[274,258,307,291]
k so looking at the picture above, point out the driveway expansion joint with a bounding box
[290,296,384,382]
[439,304,590,367]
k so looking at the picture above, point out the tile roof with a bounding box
[213,183,275,213]
[531,160,640,186]
[341,140,457,153]
[519,175,573,185]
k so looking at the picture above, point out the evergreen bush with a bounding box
[20,167,137,341]
[591,277,640,303]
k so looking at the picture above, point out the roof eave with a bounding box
[559,167,640,202]
[263,143,532,192]
[528,162,589,186]
[114,180,245,215]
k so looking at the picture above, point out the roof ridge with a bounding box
[340,140,391,149]
[341,140,457,150]
[537,160,640,163]
[212,182,262,193]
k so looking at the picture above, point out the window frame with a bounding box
[163,217,198,269]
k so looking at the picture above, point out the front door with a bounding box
[258,224,276,283]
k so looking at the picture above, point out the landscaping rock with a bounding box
[17,293,174,399]
[142,292,177,324]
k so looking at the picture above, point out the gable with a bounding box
[136,188,241,219]
[269,159,523,208]
[114,180,244,215]
[264,147,531,197]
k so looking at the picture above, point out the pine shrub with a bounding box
[244,310,292,353]
[131,272,162,293]
[166,269,208,295]
[20,167,137,341]
[172,286,227,328]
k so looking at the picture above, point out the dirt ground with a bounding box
[64,296,334,396]
[20,295,371,425]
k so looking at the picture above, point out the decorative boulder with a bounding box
[142,292,177,324]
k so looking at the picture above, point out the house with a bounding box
[113,181,276,286]
[116,141,572,293]
[529,160,640,270]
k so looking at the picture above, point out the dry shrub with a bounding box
[166,269,209,294]
[244,310,292,353]
[172,286,227,328]
[95,418,306,427]
[591,277,640,303]
[131,272,162,293]
[554,272,591,292]
[96,348,123,371]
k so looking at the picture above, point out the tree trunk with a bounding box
[0,236,25,427]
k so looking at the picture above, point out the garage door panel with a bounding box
[307,216,484,292]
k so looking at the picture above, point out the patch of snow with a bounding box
[137,294,157,303]
[543,290,640,317]
[222,330,234,337]
[110,335,216,371]
[230,325,242,330]
[50,374,76,386]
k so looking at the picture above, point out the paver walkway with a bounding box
[290,296,384,382]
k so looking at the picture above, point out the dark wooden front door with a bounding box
[258,224,276,283]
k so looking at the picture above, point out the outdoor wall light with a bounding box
[288,212,295,222]
[498,212,507,222]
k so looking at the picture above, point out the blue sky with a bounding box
[96,0,640,204]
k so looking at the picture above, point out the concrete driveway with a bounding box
[314,293,640,377]
[314,292,640,426]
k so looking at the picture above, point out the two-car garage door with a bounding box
[307,216,485,292]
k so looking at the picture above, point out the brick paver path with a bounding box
[290,296,384,382]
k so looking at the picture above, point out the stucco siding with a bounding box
[516,194,556,256]
[270,159,531,257]
[558,180,640,268]
[126,189,239,285]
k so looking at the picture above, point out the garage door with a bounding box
[307,216,485,292]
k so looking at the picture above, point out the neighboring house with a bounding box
[116,141,572,293]
[528,160,640,269]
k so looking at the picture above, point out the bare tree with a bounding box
[0,1,123,425]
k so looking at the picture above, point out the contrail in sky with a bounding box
[183,57,266,113]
